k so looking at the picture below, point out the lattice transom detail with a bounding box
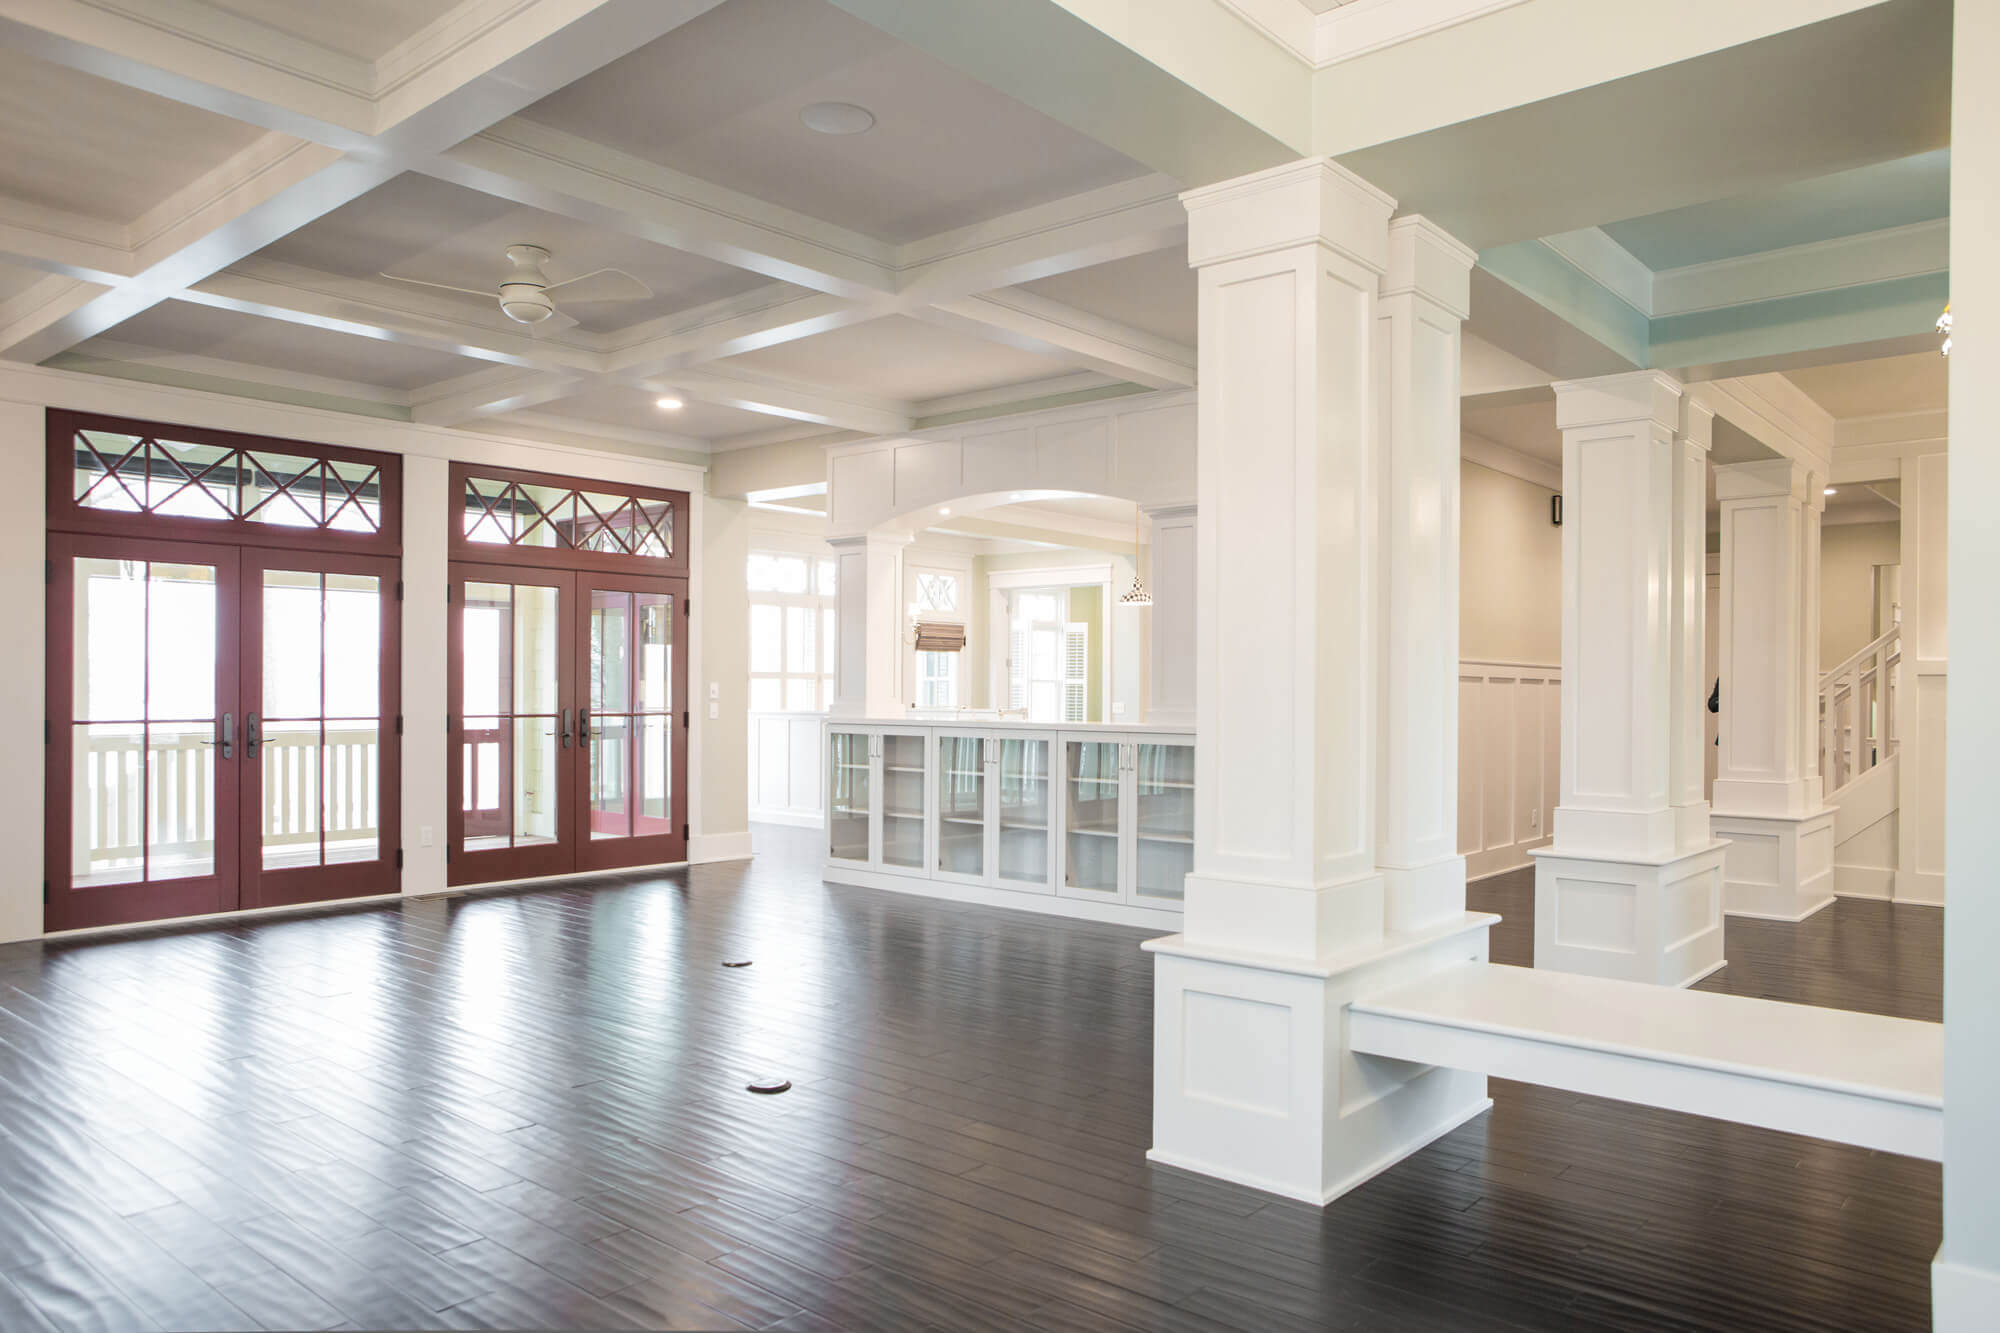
[461,477,673,559]
[72,430,383,534]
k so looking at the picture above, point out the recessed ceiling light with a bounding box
[1825,486,1837,495]
[800,101,875,135]
[939,506,951,516]
[656,396,684,411]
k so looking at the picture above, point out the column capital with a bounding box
[1139,501,1198,522]
[1552,370,1683,433]
[1182,158,1395,273]
[1678,397,1715,452]
[1714,457,1813,503]
[1382,215,1476,318]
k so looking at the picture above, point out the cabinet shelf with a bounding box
[1068,826,1120,838]
[1136,780,1195,790]
[885,765,925,775]
[1138,832,1194,845]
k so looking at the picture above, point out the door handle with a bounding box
[202,712,234,759]
[561,707,572,749]
[578,708,591,743]
[245,712,261,755]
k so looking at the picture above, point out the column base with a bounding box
[1713,809,1837,921]
[1145,913,1494,1205]
[1531,841,1729,986]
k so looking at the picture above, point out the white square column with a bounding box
[1533,372,1728,986]
[827,532,909,719]
[1710,460,1836,921]
[1376,218,1477,935]
[1141,502,1196,727]
[1148,161,1491,1205]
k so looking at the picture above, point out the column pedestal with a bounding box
[1711,811,1836,921]
[1146,915,1493,1203]
[1531,842,1727,986]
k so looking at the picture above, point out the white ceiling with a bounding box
[725,315,1079,404]
[1463,398,1559,464]
[206,0,463,61]
[1785,351,1948,420]
[510,385,777,445]
[0,47,268,223]
[517,0,1148,244]
[1018,250,1198,348]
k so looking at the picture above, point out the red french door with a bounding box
[47,540,402,928]
[48,534,244,929]
[576,571,689,872]
[46,411,403,931]
[446,564,687,885]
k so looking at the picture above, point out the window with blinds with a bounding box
[1006,589,1089,723]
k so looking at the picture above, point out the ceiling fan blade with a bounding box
[545,267,652,303]
[529,309,581,335]
[377,271,494,299]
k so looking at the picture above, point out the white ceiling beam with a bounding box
[602,286,880,375]
[0,276,114,358]
[916,290,1195,391]
[894,174,1186,300]
[410,366,582,425]
[0,2,730,364]
[426,119,899,299]
[659,368,913,436]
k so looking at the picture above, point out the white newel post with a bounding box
[827,532,908,719]
[1146,160,1492,1205]
[1142,503,1196,727]
[1709,459,1836,921]
[1532,372,1728,986]
[1376,217,1476,935]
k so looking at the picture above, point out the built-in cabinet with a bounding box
[825,720,1192,922]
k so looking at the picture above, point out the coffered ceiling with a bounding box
[0,0,1956,470]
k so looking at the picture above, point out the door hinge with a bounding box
[682,823,689,841]
[44,559,53,586]
[682,709,689,729]
[394,714,403,736]
[395,580,404,602]
[42,880,49,905]
[44,719,50,745]
[394,849,404,869]
[684,597,691,616]
[445,585,453,604]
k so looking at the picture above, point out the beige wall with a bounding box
[1069,585,1106,721]
[700,494,752,845]
[1459,459,1562,664]
[1821,520,1901,667]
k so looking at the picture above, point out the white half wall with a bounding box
[1458,660,1561,879]
[749,711,825,827]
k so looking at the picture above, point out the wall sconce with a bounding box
[1551,495,1563,526]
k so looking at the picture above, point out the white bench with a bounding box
[1348,962,1942,1159]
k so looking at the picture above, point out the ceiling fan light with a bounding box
[498,283,554,324]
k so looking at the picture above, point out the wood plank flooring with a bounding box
[0,831,1941,1331]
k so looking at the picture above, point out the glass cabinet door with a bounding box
[1133,740,1194,903]
[880,733,926,868]
[1064,739,1122,895]
[996,737,1050,888]
[828,730,871,862]
[936,734,987,878]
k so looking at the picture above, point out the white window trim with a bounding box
[904,553,973,710]
[990,565,1115,724]
[748,546,836,714]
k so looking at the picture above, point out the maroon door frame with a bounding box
[46,410,402,931]
[445,561,577,886]
[46,533,244,931]
[239,547,402,910]
[444,462,690,887]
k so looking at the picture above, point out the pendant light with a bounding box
[1119,506,1153,607]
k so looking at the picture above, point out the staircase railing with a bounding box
[1819,625,1900,794]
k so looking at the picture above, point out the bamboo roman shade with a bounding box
[913,621,967,652]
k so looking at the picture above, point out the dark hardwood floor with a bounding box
[0,831,1941,1331]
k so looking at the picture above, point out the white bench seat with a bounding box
[1348,963,1942,1159]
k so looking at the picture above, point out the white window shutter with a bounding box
[1063,623,1087,722]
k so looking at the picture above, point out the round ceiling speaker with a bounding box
[800,102,875,135]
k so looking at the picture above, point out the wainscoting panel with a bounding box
[1458,661,1561,880]
[749,711,825,828]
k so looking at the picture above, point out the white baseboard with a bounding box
[1467,840,1547,882]
[691,831,755,864]
[1935,1256,2000,1331]
[823,862,1184,931]
[748,808,822,830]
[1835,864,1897,900]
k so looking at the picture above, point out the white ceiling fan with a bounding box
[379,243,652,331]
